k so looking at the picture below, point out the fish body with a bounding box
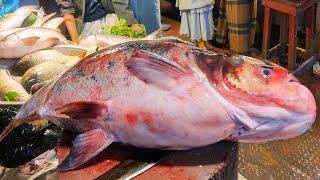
[0,69,30,101]
[0,16,62,41]
[0,40,316,171]
[0,27,68,58]
[20,61,66,92]
[79,29,162,47]
[31,8,56,28]
[0,6,39,31]
[42,17,65,30]
[0,28,22,40]
[14,49,80,74]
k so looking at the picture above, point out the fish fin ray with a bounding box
[21,36,40,46]
[96,40,110,47]
[57,129,114,171]
[125,50,188,90]
[55,101,108,121]
[47,37,60,44]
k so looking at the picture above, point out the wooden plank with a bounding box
[279,14,288,64]
[262,7,272,59]
[316,1,320,54]
[292,55,318,77]
[262,0,296,15]
[269,44,280,58]
[288,15,298,70]
[305,5,316,57]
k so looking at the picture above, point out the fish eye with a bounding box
[262,68,272,78]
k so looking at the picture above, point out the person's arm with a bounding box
[56,0,79,43]
[111,0,137,26]
[64,14,79,43]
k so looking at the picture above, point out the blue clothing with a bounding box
[84,0,107,23]
[19,0,39,6]
[129,0,161,34]
[0,0,19,17]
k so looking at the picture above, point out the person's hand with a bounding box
[130,24,143,32]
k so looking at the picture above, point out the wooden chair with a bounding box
[261,0,317,73]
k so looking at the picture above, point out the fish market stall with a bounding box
[0,3,319,180]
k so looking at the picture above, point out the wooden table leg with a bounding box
[279,13,288,65]
[262,7,272,59]
[288,15,298,70]
[305,4,316,58]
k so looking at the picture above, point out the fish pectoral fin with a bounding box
[21,36,41,46]
[125,50,189,90]
[96,40,110,47]
[47,37,60,44]
[55,101,109,121]
[57,129,114,171]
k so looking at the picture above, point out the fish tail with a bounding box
[0,113,39,142]
[145,28,163,40]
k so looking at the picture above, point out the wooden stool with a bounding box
[261,0,317,73]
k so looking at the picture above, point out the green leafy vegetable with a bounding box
[103,18,147,38]
[4,91,19,101]
[21,12,37,27]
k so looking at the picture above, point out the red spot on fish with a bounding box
[126,112,137,124]
[140,111,152,125]
[21,36,40,46]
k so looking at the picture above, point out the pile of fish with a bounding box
[0,6,68,58]
[0,6,86,102]
[0,39,316,177]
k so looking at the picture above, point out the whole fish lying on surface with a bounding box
[0,17,63,40]
[79,29,162,47]
[42,17,65,30]
[0,6,38,31]
[20,61,67,92]
[14,49,80,74]
[0,39,316,172]
[0,69,30,101]
[0,27,68,58]
[30,9,56,28]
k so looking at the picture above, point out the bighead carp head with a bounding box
[194,51,316,142]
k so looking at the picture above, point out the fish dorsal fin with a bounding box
[125,50,188,90]
[57,129,114,171]
[55,101,109,120]
[21,36,40,46]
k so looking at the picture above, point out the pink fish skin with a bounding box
[0,6,39,31]
[0,27,68,58]
[0,40,315,171]
[42,17,65,30]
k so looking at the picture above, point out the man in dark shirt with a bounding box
[56,0,142,43]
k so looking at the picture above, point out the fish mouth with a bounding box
[227,113,314,142]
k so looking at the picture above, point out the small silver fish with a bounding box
[20,61,66,92]
[0,27,69,58]
[14,49,80,74]
[0,6,39,31]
